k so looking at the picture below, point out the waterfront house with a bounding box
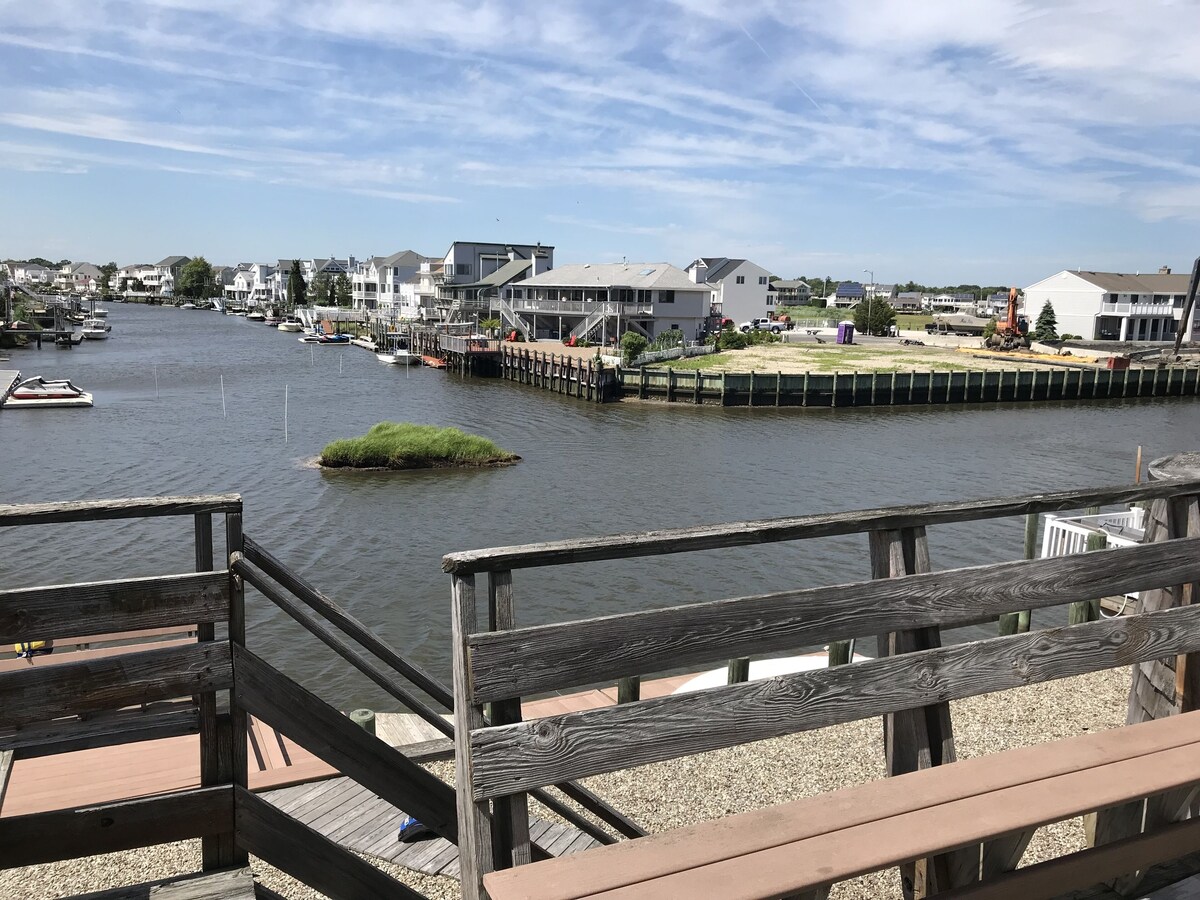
[434,241,554,324]
[350,250,427,311]
[832,281,865,308]
[505,262,714,343]
[769,279,813,307]
[684,258,774,326]
[54,262,102,294]
[1023,267,1200,342]
[928,292,978,314]
[894,291,925,312]
[145,255,191,297]
[226,263,275,308]
[865,282,897,302]
[11,262,52,286]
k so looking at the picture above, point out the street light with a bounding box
[863,268,874,335]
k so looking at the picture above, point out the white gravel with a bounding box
[0,669,1130,899]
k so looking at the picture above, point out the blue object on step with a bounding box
[398,815,432,843]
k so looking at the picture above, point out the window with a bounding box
[766,295,774,306]
[659,290,675,303]
[671,323,679,330]
[736,275,745,284]
[759,276,768,285]
[456,263,471,276]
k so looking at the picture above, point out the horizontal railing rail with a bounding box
[468,592,1200,799]
[442,479,1200,574]
[465,535,1200,703]
[0,494,242,527]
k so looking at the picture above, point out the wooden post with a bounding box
[720,371,727,406]
[1069,507,1104,624]
[194,512,226,871]
[891,371,897,405]
[826,641,851,666]
[668,367,675,403]
[488,571,531,869]
[727,658,750,683]
[871,527,973,896]
[802,372,809,407]
[225,511,248,867]
[694,370,702,405]
[452,573,494,900]
[747,370,754,407]
[831,372,837,408]
[999,514,1037,635]
[617,676,641,703]
[775,371,782,406]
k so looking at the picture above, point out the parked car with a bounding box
[739,317,794,334]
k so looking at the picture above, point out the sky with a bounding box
[2,0,1200,285]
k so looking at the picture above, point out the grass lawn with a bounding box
[896,313,934,330]
[651,353,732,370]
[320,422,519,470]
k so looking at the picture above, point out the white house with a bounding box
[684,258,772,326]
[1023,268,1198,342]
[11,263,52,286]
[224,263,275,307]
[505,262,714,343]
[351,250,427,311]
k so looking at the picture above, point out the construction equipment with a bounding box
[985,287,1029,350]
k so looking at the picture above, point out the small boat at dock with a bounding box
[82,319,110,340]
[4,376,93,409]
[350,336,377,352]
[246,310,266,322]
[277,316,303,332]
[92,307,108,318]
[377,334,419,366]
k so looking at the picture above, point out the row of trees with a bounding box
[789,276,1013,300]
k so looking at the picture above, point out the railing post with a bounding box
[487,570,531,870]
[452,573,495,900]
[194,512,228,870]
[225,509,248,867]
[999,514,1037,635]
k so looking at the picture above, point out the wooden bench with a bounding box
[446,480,1200,900]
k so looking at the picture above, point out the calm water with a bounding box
[2,303,1198,708]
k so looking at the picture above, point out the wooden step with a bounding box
[67,867,255,899]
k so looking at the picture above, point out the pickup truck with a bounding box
[739,317,794,334]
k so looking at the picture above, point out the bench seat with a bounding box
[483,709,1200,900]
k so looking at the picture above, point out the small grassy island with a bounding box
[319,422,520,470]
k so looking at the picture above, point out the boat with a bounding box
[92,307,108,318]
[376,334,420,365]
[298,331,350,344]
[246,310,266,322]
[350,336,377,352]
[81,319,110,340]
[4,376,93,409]
[179,302,197,310]
[277,316,303,332]
[264,316,282,327]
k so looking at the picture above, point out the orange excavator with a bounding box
[986,287,1030,350]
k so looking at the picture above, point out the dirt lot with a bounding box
[663,342,1099,375]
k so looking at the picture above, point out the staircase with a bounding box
[568,306,610,342]
[494,297,533,341]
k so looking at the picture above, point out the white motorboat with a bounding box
[350,336,378,352]
[376,347,420,366]
[92,307,108,318]
[277,316,303,332]
[377,333,419,365]
[246,310,266,322]
[82,319,110,340]
[179,302,198,310]
[5,376,93,409]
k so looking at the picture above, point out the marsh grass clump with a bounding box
[319,422,520,470]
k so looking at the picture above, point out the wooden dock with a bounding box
[0,370,19,407]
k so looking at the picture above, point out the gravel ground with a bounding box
[0,669,1129,899]
[691,343,1088,374]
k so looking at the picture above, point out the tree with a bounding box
[287,260,306,308]
[620,332,649,365]
[327,275,337,306]
[1034,301,1059,341]
[97,262,118,298]
[27,257,54,268]
[853,299,897,336]
[176,256,215,299]
[334,273,352,307]
[308,273,329,305]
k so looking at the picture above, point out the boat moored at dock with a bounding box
[81,318,110,340]
[3,375,93,408]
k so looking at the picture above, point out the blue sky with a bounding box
[3,0,1199,285]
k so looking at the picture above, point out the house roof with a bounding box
[836,282,865,297]
[688,257,749,283]
[459,258,533,288]
[513,263,713,292]
[1069,270,1191,294]
[381,249,425,268]
[155,255,190,268]
[772,279,810,291]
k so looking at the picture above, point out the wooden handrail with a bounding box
[466,535,1200,702]
[441,479,1200,574]
[235,548,643,842]
[0,494,242,526]
[467,602,1200,799]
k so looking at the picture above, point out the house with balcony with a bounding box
[831,282,865,309]
[224,263,275,308]
[769,279,812,307]
[147,255,191,297]
[683,258,774,327]
[504,262,714,343]
[351,250,427,311]
[865,283,897,302]
[1023,267,1198,342]
[894,291,925,312]
[11,262,52,286]
[434,241,554,323]
[53,262,102,294]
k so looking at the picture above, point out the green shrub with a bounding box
[319,422,518,470]
[650,328,684,351]
[621,332,650,365]
[983,317,998,339]
[716,329,748,350]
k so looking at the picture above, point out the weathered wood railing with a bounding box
[3,495,512,900]
[444,474,1200,899]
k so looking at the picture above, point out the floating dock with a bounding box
[0,370,20,408]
